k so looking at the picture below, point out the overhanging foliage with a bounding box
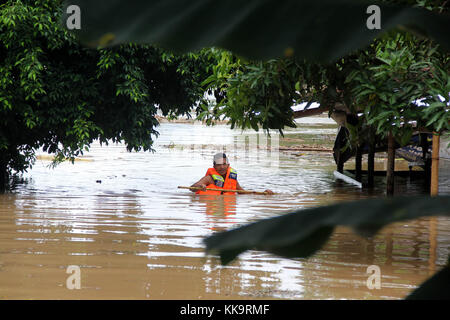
[63,0,450,62]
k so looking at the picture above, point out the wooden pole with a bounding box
[337,160,344,173]
[386,131,395,196]
[336,147,344,173]
[368,141,375,188]
[430,133,440,196]
[355,146,362,182]
[178,186,273,195]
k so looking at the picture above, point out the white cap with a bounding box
[213,153,229,165]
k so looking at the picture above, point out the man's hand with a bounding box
[190,183,207,192]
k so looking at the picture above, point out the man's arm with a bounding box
[236,181,244,191]
[190,175,214,192]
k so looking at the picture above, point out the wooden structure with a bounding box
[292,106,446,196]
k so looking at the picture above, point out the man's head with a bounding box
[213,152,229,176]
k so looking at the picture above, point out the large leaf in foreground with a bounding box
[62,0,450,62]
[406,264,450,300]
[203,195,450,264]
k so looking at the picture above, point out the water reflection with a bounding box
[0,120,449,299]
[192,195,237,217]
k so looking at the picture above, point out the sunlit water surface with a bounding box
[0,119,449,299]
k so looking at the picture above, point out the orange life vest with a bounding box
[195,167,238,195]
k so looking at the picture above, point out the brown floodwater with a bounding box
[0,119,449,300]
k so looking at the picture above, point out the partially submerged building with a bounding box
[292,102,449,196]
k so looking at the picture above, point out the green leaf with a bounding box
[396,127,413,146]
[426,111,445,127]
[204,195,450,264]
[62,0,450,62]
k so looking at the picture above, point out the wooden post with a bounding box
[368,142,375,188]
[430,133,440,196]
[386,131,395,196]
[337,162,344,173]
[337,151,344,173]
[355,146,362,182]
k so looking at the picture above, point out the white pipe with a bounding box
[333,171,363,188]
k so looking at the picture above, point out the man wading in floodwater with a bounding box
[190,153,274,195]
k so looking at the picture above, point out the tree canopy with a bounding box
[189,1,449,156]
[66,0,449,147]
[198,30,449,145]
[0,0,216,187]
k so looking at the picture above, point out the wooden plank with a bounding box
[430,133,440,196]
[368,141,375,188]
[293,106,329,118]
[355,146,362,182]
